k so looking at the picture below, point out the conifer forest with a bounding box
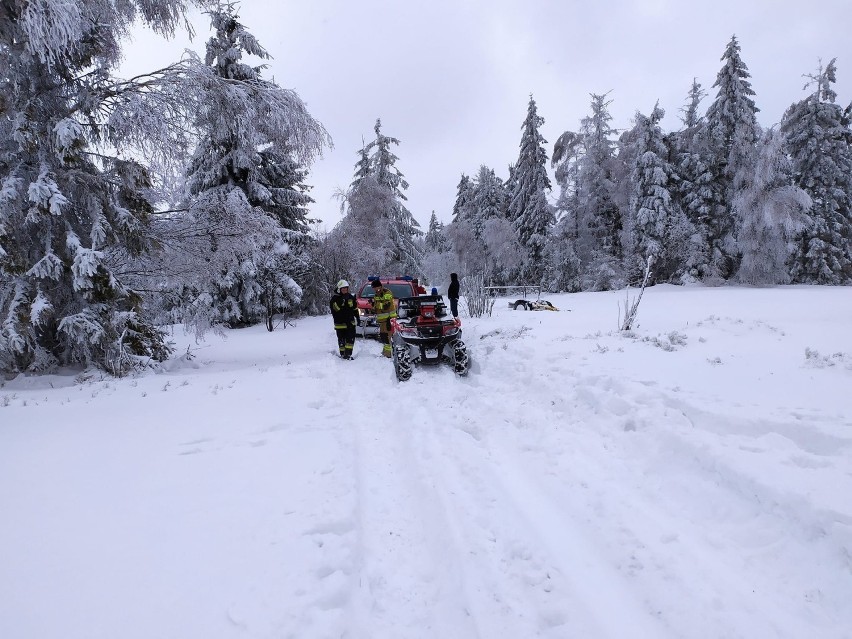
[1,1,850,376]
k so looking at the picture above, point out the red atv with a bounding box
[390,294,469,381]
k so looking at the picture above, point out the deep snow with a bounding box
[1,285,851,639]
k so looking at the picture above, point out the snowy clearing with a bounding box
[2,285,851,639]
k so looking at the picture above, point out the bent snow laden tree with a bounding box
[0,0,330,375]
[330,120,422,282]
[139,4,331,335]
[0,0,209,375]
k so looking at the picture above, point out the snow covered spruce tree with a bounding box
[548,130,583,292]
[473,166,518,284]
[326,150,389,280]
[334,120,421,277]
[425,211,448,253]
[448,165,519,284]
[462,166,498,240]
[579,94,623,268]
[702,35,761,280]
[577,94,630,290]
[367,119,422,274]
[542,218,582,293]
[445,173,475,271]
[553,94,624,290]
[630,103,690,282]
[671,79,717,280]
[176,4,329,331]
[420,210,454,289]
[550,130,583,240]
[0,0,210,375]
[451,174,475,223]
[509,96,553,286]
[734,129,811,285]
[781,59,852,284]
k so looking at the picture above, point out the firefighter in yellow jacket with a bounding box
[370,278,396,358]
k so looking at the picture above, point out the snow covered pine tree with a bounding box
[0,0,207,375]
[781,59,852,284]
[630,103,690,282]
[702,35,761,280]
[334,120,422,277]
[509,96,553,286]
[366,119,423,275]
[169,3,329,333]
[734,129,810,285]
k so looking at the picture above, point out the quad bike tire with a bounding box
[452,340,469,376]
[393,343,413,382]
[513,300,531,310]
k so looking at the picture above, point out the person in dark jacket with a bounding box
[330,279,358,359]
[447,272,460,318]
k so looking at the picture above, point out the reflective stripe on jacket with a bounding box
[372,288,397,322]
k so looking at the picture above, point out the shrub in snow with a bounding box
[668,331,688,347]
[463,273,496,318]
[804,348,852,370]
[619,256,654,331]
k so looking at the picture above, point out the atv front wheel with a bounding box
[452,340,469,376]
[393,344,413,382]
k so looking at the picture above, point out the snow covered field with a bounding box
[2,285,851,639]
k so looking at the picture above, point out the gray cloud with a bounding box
[123,0,852,229]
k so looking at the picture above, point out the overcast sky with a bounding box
[124,0,851,229]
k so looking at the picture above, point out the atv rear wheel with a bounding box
[452,340,469,376]
[393,344,413,382]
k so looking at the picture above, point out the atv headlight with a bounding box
[442,325,459,337]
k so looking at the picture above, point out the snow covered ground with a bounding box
[2,284,851,639]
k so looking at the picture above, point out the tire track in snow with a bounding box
[366,336,674,638]
[439,328,828,638]
[406,394,671,639]
[410,408,577,638]
[341,361,478,639]
[322,324,851,638]
[488,362,852,639]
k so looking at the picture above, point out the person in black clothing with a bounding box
[447,272,460,318]
[330,279,358,359]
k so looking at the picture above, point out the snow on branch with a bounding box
[20,0,85,66]
[16,0,198,67]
